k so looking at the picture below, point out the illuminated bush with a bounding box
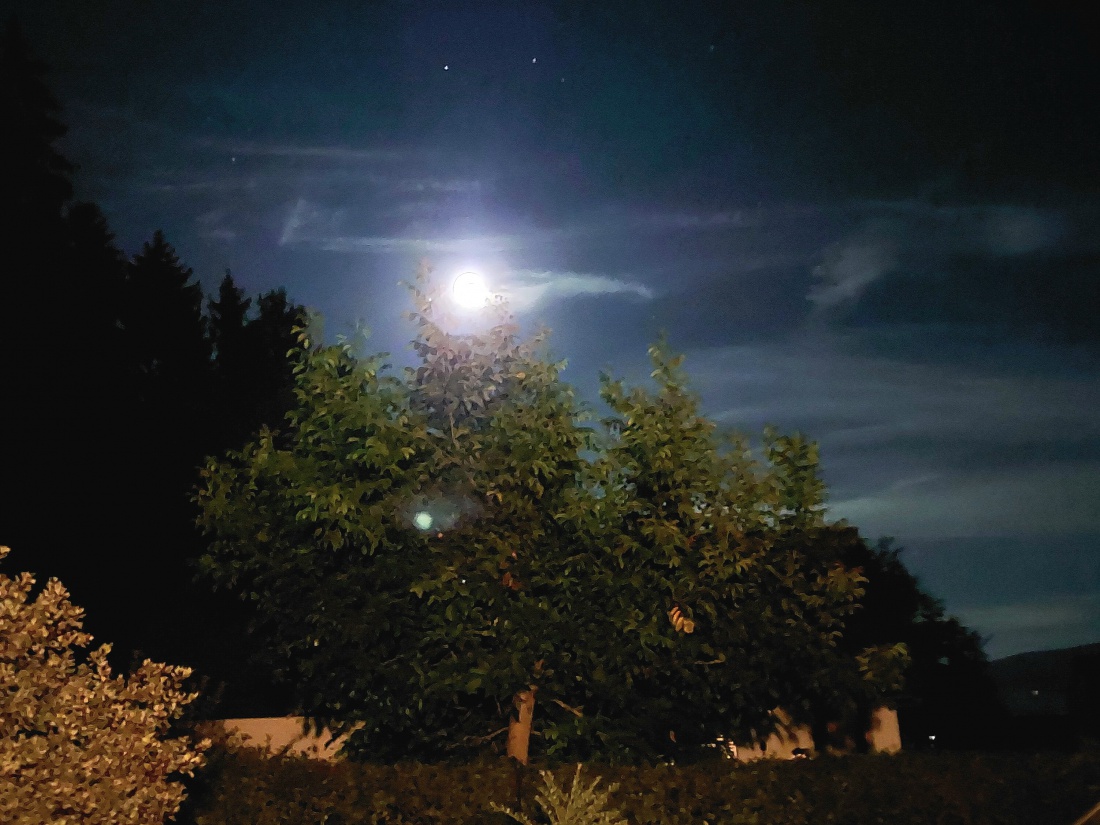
[0,546,208,824]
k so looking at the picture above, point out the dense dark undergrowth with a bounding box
[178,744,1100,825]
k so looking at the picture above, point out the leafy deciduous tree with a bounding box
[196,264,905,764]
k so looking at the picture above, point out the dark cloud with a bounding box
[552,0,1100,198]
[803,200,1100,353]
[850,252,1100,345]
[804,1,1100,195]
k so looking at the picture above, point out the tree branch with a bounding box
[456,726,509,746]
[551,698,584,717]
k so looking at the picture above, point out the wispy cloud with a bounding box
[854,199,1067,255]
[199,227,238,242]
[979,205,1066,256]
[636,210,752,230]
[809,223,900,310]
[318,235,521,255]
[685,334,1100,538]
[828,462,1100,539]
[808,201,1069,314]
[209,141,405,164]
[393,177,482,193]
[693,336,1100,444]
[280,198,342,246]
[501,269,655,311]
[147,178,260,194]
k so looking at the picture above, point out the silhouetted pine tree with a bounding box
[207,276,305,447]
[207,270,254,451]
[1,17,79,580]
[121,231,211,402]
[0,17,71,232]
[208,271,251,369]
[244,288,307,439]
[0,23,303,716]
[45,202,130,596]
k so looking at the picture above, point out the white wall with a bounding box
[207,717,350,761]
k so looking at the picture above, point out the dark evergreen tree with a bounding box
[245,288,308,439]
[59,203,128,416]
[206,274,307,451]
[113,228,211,586]
[0,17,71,233]
[0,24,304,717]
[46,202,129,597]
[207,270,253,450]
[1,18,84,600]
[208,271,251,358]
[206,274,301,439]
[820,527,1003,749]
[121,230,211,404]
[1,16,73,412]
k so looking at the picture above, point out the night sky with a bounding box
[6,0,1098,659]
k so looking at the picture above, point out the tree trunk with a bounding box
[506,686,537,765]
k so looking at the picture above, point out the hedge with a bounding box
[178,744,1100,825]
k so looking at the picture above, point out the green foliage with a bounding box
[183,745,1100,825]
[581,344,883,755]
[491,765,628,825]
[0,546,208,825]
[196,263,894,762]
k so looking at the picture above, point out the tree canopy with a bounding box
[196,265,907,763]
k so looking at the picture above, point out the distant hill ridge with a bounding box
[989,642,1100,716]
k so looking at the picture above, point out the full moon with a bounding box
[452,271,490,309]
